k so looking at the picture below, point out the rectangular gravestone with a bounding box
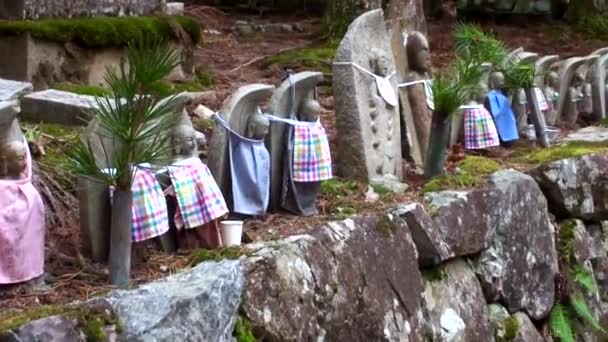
[20,89,99,126]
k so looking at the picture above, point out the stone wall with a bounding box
[0,0,166,19]
[2,149,608,341]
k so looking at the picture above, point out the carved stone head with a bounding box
[474,83,489,103]
[545,71,559,89]
[171,123,197,159]
[489,71,505,90]
[1,141,27,179]
[406,31,431,74]
[245,112,270,140]
[369,48,391,77]
[572,71,585,87]
[299,96,322,123]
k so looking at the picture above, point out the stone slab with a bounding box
[2,0,164,19]
[166,2,184,16]
[560,126,608,143]
[0,78,33,101]
[20,89,99,125]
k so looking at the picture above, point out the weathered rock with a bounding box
[20,89,98,125]
[560,126,608,143]
[475,169,558,320]
[394,203,452,267]
[1,315,85,342]
[489,306,544,342]
[421,259,493,341]
[0,78,33,101]
[511,313,545,342]
[2,0,163,19]
[591,257,608,301]
[424,188,501,257]
[241,215,424,341]
[532,153,608,221]
[103,260,244,342]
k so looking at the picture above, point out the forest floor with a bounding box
[2,3,608,310]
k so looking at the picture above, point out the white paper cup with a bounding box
[220,220,244,246]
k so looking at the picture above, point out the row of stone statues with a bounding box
[331,9,608,189]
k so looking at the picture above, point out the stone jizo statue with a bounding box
[0,141,27,179]
[245,111,270,139]
[563,71,585,127]
[543,71,560,125]
[489,71,505,91]
[171,109,199,162]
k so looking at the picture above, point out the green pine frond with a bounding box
[549,304,575,342]
[502,61,536,90]
[570,292,603,332]
[453,22,508,66]
[571,266,599,295]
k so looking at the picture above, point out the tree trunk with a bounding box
[424,0,442,18]
[109,190,133,288]
[526,88,550,148]
[386,0,427,34]
[424,111,451,179]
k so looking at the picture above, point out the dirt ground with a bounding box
[2,4,607,310]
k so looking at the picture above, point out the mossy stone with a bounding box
[422,156,502,193]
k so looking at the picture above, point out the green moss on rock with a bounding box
[233,315,256,342]
[422,156,502,194]
[514,141,608,166]
[422,267,446,283]
[264,40,338,73]
[187,247,245,266]
[52,83,111,97]
[375,215,396,235]
[0,16,201,48]
[501,316,519,341]
[0,304,121,341]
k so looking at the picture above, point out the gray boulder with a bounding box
[475,169,558,320]
[423,188,501,258]
[1,315,85,342]
[532,153,608,221]
[103,260,244,342]
[241,215,424,341]
[421,259,493,342]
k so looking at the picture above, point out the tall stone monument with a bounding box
[333,9,403,184]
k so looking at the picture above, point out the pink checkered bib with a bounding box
[267,115,333,182]
[462,104,500,150]
[129,167,170,242]
[167,157,228,229]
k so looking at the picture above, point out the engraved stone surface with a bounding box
[333,9,402,182]
[2,0,165,19]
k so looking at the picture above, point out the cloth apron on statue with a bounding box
[214,115,270,216]
[266,75,333,216]
[0,138,45,284]
[487,90,519,142]
[461,104,500,150]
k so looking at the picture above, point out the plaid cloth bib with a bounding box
[167,157,228,229]
[292,121,333,182]
[130,167,170,242]
[463,105,500,150]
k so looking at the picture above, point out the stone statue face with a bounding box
[370,48,390,77]
[300,98,322,122]
[572,71,585,87]
[489,71,505,90]
[172,125,197,158]
[545,71,559,89]
[474,84,489,103]
[245,113,270,140]
[406,32,431,74]
[1,141,27,179]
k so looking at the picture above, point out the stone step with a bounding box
[20,89,100,126]
[0,78,33,101]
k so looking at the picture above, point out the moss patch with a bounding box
[233,315,256,342]
[422,267,446,283]
[422,156,502,194]
[0,304,121,341]
[501,316,519,342]
[512,140,608,166]
[375,215,396,236]
[0,16,201,48]
[264,40,338,73]
[187,247,245,266]
[52,83,111,97]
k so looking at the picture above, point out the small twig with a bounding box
[228,44,311,74]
